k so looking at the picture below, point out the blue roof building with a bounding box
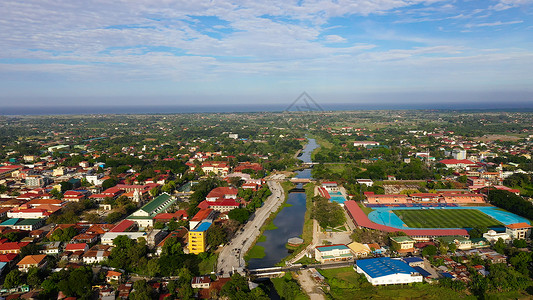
[402,257,425,267]
[192,221,212,232]
[355,257,423,285]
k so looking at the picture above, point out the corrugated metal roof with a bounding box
[357,257,416,278]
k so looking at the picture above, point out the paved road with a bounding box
[217,180,285,276]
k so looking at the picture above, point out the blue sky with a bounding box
[1,0,532,107]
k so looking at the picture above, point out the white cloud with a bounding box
[465,20,523,28]
[323,35,347,43]
[491,0,533,11]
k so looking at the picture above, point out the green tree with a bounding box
[3,269,23,288]
[221,273,251,300]
[146,258,160,277]
[102,178,118,190]
[56,267,93,299]
[206,224,227,248]
[311,196,345,228]
[512,239,527,248]
[494,238,507,254]
[27,267,43,287]
[468,226,488,239]
[59,181,73,192]
[421,245,437,257]
[20,243,42,257]
[509,251,532,275]
[50,226,78,242]
[130,280,154,300]
[228,208,250,224]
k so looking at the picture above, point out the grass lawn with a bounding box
[318,267,476,300]
[359,203,374,215]
[394,209,503,228]
[295,256,320,265]
[198,253,218,274]
[245,244,265,260]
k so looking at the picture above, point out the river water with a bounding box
[248,138,318,269]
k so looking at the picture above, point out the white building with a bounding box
[314,244,353,263]
[356,257,423,285]
[483,230,511,243]
[101,232,147,246]
[505,223,532,240]
[452,148,467,160]
[86,174,104,186]
[357,179,374,187]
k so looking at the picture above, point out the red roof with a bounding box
[439,159,475,165]
[110,220,135,232]
[202,199,239,208]
[505,223,532,229]
[344,200,468,237]
[191,209,214,222]
[0,242,30,251]
[206,187,238,199]
[153,210,188,221]
[65,243,87,252]
[0,253,18,262]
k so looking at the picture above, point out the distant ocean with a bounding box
[2,102,533,115]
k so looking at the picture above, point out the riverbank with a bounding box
[279,182,316,266]
[244,181,295,263]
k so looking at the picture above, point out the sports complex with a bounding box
[319,184,531,238]
[344,200,531,240]
[367,205,530,230]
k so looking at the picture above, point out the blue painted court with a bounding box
[368,206,530,230]
[326,191,347,204]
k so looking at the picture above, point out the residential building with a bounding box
[41,242,62,255]
[0,242,30,254]
[17,254,47,272]
[101,232,147,246]
[314,244,353,263]
[0,165,23,179]
[83,245,112,264]
[452,148,467,160]
[353,141,380,147]
[64,243,89,253]
[25,175,47,187]
[12,218,45,231]
[106,270,122,283]
[356,257,423,285]
[191,276,211,289]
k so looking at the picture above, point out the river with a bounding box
[248,138,318,269]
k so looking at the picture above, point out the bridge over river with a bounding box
[247,261,355,278]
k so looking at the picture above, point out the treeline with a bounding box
[488,189,533,221]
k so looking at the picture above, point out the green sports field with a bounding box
[394,209,503,228]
